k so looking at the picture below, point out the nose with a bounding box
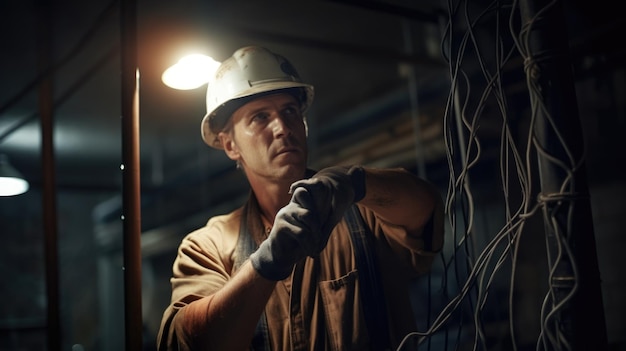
[270,114,292,138]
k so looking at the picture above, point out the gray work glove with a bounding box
[249,187,326,281]
[289,165,366,248]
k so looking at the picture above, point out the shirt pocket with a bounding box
[318,269,369,351]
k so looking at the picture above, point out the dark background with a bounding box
[0,0,624,350]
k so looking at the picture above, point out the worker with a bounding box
[157,45,444,351]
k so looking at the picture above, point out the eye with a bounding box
[282,106,301,118]
[250,111,270,124]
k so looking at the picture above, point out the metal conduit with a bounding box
[120,0,143,350]
[37,0,60,349]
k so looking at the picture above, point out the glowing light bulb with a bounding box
[162,54,221,90]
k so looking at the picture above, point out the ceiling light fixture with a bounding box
[0,154,29,196]
[162,54,221,90]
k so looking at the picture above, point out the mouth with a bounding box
[279,146,297,153]
[272,137,306,160]
[276,147,299,156]
[274,145,303,160]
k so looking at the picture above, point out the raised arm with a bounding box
[291,165,444,253]
[168,261,275,351]
[159,187,330,351]
[359,167,444,238]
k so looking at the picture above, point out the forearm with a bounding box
[358,167,443,235]
[180,260,276,351]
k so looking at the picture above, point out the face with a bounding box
[218,93,308,184]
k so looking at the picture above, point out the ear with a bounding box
[218,131,240,161]
[302,115,309,137]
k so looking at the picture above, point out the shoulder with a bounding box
[205,207,243,237]
[179,206,244,262]
[168,207,246,302]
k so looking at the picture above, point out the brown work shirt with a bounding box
[158,193,442,351]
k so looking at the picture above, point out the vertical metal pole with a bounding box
[519,0,608,349]
[402,19,427,179]
[120,0,142,350]
[37,1,60,350]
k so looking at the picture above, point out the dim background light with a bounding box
[0,154,29,196]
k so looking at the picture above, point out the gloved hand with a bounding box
[289,165,366,245]
[250,187,326,281]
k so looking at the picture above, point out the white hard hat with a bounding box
[201,46,314,149]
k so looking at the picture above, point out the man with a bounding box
[157,46,444,351]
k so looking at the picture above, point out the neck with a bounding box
[247,172,300,224]
[244,167,310,223]
[253,181,291,224]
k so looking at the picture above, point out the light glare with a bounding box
[0,177,29,196]
[162,54,221,90]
